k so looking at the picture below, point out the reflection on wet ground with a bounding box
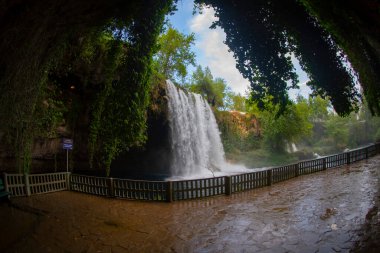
[1,156,379,252]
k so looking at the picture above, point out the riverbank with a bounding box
[1,155,379,252]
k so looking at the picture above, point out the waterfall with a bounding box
[291,143,298,152]
[286,142,298,153]
[166,80,228,178]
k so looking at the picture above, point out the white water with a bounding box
[286,142,298,153]
[166,80,248,179]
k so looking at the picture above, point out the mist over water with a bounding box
[166,80,248,179]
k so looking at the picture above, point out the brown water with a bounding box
[1,156,379,252]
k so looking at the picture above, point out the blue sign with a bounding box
[62,138,73,150]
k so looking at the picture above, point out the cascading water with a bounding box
[166,80,248,179]
[286,142,298,153]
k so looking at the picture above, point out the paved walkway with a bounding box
[1,156,380,252]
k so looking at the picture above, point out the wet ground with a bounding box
[1,156,380,253]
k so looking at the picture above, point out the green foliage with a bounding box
[307,95,329,122]
[1,71,67,173]
[227,93,247,112]
[87,37,124,169]
[298,97,380,153]
[89,1,174,176]
[218,92,380,167]
[154,26,196,82]
[188,65,231,109]
[258,101,313,152]
[33,83,67,139]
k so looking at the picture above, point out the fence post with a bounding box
[108,178,114,197]
[225,176,232,195]
[267,169,272,186]
[323,158,326,170]
[295,163,299,177]
[66,172,71,191]
[346,152,351,165]
[24,174,31,196]
[3,173,9,192]
[166,181,173,202]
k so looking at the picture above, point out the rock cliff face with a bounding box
[214,110,261,153]
[226,111,261,137]
[0,124,71,173]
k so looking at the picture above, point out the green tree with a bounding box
[259,101,312,151]
[308,96,330,122]
[154,26,196,82]
[188,65,230,109]
[227,93,246,111]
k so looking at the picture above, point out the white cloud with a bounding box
[189,7,250,95]
[289,80,312,100]
[188,6,312,99]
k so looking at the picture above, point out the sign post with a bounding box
[62,138,73,172]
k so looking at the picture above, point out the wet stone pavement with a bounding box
[1,156,380,253]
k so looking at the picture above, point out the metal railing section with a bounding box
[3,143,380,201]
[113,178,168,201]
[172,177,225,200]
[70,174,109,196]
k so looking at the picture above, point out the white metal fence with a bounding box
[3,172,69,197]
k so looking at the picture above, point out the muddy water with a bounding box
[1,156,379,253]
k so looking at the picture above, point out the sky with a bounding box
[168,0,311,99]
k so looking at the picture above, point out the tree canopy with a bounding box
[298,0,380,115]
[254,100,313,151]
[195,0,380,116]
[187,65,232,109]
[154,26,196,83]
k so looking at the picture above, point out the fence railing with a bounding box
[173,177,225,200]
[272,164,297,184]
[231,170,268,193]
[70,174,109,196]
[299,158,325,175]
[3,172,69,197]
[3,143,380,201]
[113,178,168,201]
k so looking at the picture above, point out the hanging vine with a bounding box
[0,0,174,174]
[93,0,175,176]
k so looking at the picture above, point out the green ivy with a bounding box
[88,0,174,176]
[0,0,174,174]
